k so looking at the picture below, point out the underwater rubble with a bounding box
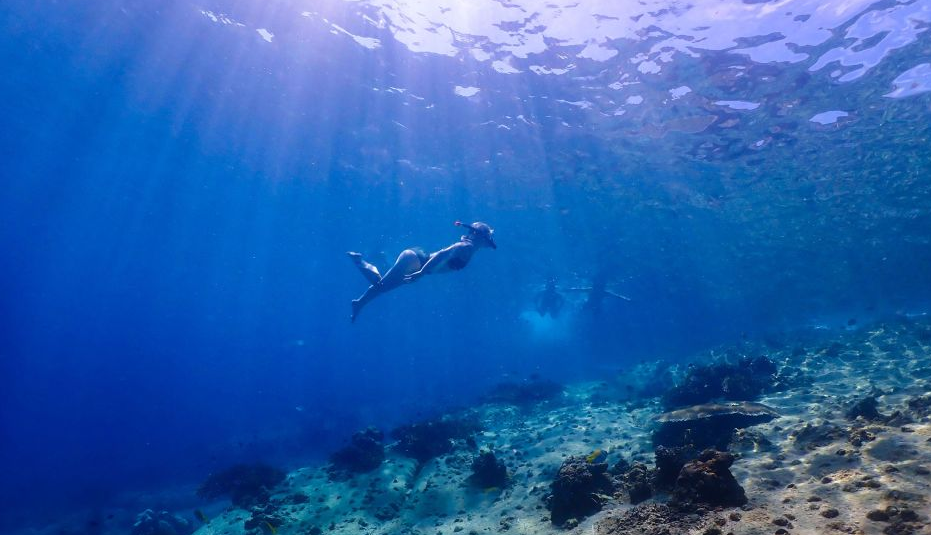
[327,427,386,480]
[546,455,616,528]
[389,414,482,464]
[182,316,931,535]
[131,509,193,535]
[661,355,784,409]
[469,451,509,488]
[481,378,565,406]
[196,463,286,509]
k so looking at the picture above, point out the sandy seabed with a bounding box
[192,316,931,535]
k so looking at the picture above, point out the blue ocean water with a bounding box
[1,0,930,532]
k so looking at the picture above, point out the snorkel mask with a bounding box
[455,221,497,249]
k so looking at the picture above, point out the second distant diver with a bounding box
[567,274,631,314]
[535,278,565,318]
[347,221,496,322]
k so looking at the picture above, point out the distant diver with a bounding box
[567,274,631,314]
[535,277,565,318]
[348,221,497,322]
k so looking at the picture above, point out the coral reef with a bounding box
[244,503,285,534]
[481,378,564,405]
[390,415,480,463]
[328,427,385,479]
[672,450,747,507]
[662,356,780,409]
[594,504,708,535]
[593,361,675,403]
[846,395,884,421]
[196,463,286,508]
[469,451,508,488]
[618,463,653,504]
[122,316,931,535]
[546,455,617,527]
[654,445,699,488]
[131,510,193,535]
[652,401,778,450]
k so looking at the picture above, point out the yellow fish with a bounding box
[483,486,500,494]
[194,510,209,524]
[586,449,607,464]
[264,521,278,535]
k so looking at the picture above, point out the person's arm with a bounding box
[604,289,632,301]
[403,243,462,282]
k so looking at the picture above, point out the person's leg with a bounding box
[377,250,422,290]
[351,250,422,322]
[347,252,382,285]
[351,284,382,322]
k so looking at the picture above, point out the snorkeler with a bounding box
[567,274,631,314]
[348,221,497,322]
[535,278,565,318]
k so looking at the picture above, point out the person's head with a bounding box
[455,221,497,249]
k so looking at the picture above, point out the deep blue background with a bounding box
[2,0,930,527]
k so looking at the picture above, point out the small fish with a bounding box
[586,449,607,464]
[483,486,500,494]
[263,521,278,535]
[194,510,209,524]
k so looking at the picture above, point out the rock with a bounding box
[481,379,563,405]
[868,510,891,522]
[613,361,676,401]
[821,508,840,518]
[662,356,780,409]
[594,504,707,535]
[328,427,385,478]
[883,520,922,535]
[373,502,401,521]
[848,427,877,447]
[131,510,193,535]
[846,396,884,421]
[655,445,700,489]
[885,411,915,427]
[730,428,774,452]
[244,507,284,533]
[196,463,286,508]
[469,451,508,488]
[906,394,931,417]
[390,416,481,463]
[672,450,747,507]
[620,463,653,504]
[609,457,631,476]
[653,402,779,450]
[792,422,846,450]
[546,455,616,526]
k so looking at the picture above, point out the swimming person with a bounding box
[348,221,497,322]
[535,277,565,318]
[567,274,631,315]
